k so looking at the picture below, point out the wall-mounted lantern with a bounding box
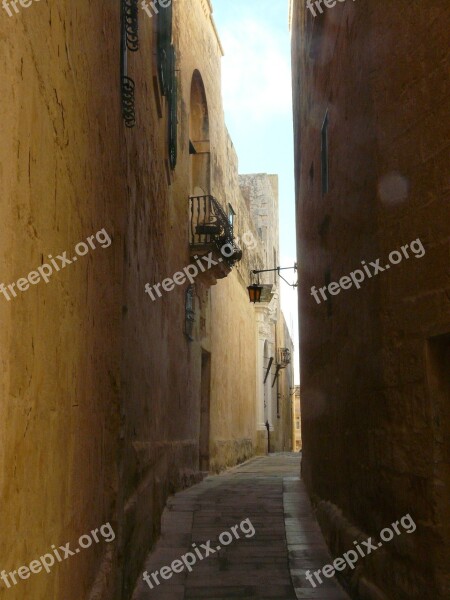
[247,284,263,304]
[247,265,298,303]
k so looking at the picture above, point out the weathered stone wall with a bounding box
[118,0,206,594]
[240,174,280,284]
[173,1,257,473]
[237,173,295,455]
[208,142,262,473]
[0,3,125,600]
[274,311,295,453]
[0,2,287,599]
[291,0,450,597]
[0,0,242,598]
[240,173,281,452]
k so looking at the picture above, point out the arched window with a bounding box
[189,71,210,196]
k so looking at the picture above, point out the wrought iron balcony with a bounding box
[277,347,291,369]
[189,195,242,268]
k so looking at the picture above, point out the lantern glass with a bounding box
[247,284,262,303]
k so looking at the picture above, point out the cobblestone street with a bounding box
[132,454,350,600]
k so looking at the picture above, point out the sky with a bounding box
[213,0,300,383]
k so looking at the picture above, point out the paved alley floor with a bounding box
[132,453,350,600]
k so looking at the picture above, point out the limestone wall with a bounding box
[0,2,287,599]
[238,173,295,454]
[274,312,295,453]
[0,3,125,599]
[291,0,450,597]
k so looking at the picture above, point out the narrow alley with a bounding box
[0,0,448,599]
[132,454,349,600]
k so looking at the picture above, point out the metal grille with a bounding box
[277,348,291,368]
[120,0,139,128]
[189,195,242,267]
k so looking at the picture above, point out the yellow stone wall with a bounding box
[209,158,262,471]
[291,0,450,597]
[0,3,125,599]
[0,1,289,598]
[176,1,265,474]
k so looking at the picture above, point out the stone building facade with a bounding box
[291,0,449,598]
[274,313,295,453]
[0,1,293,599]
[208,170,295,468]
[240,174,295,454]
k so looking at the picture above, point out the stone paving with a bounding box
[132,453,350,600]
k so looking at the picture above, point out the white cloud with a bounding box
[220,19,292,122]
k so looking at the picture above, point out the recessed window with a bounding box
[321,112,329,195]
[228,204,235,232]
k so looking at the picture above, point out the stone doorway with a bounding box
[199,350,211,472]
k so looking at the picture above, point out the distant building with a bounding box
[240,174,295,454]
[275,314,296,453]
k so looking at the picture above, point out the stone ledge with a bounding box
[314,500,391,600]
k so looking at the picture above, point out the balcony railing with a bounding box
[277,347,291,369]
[189,195,242,267]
